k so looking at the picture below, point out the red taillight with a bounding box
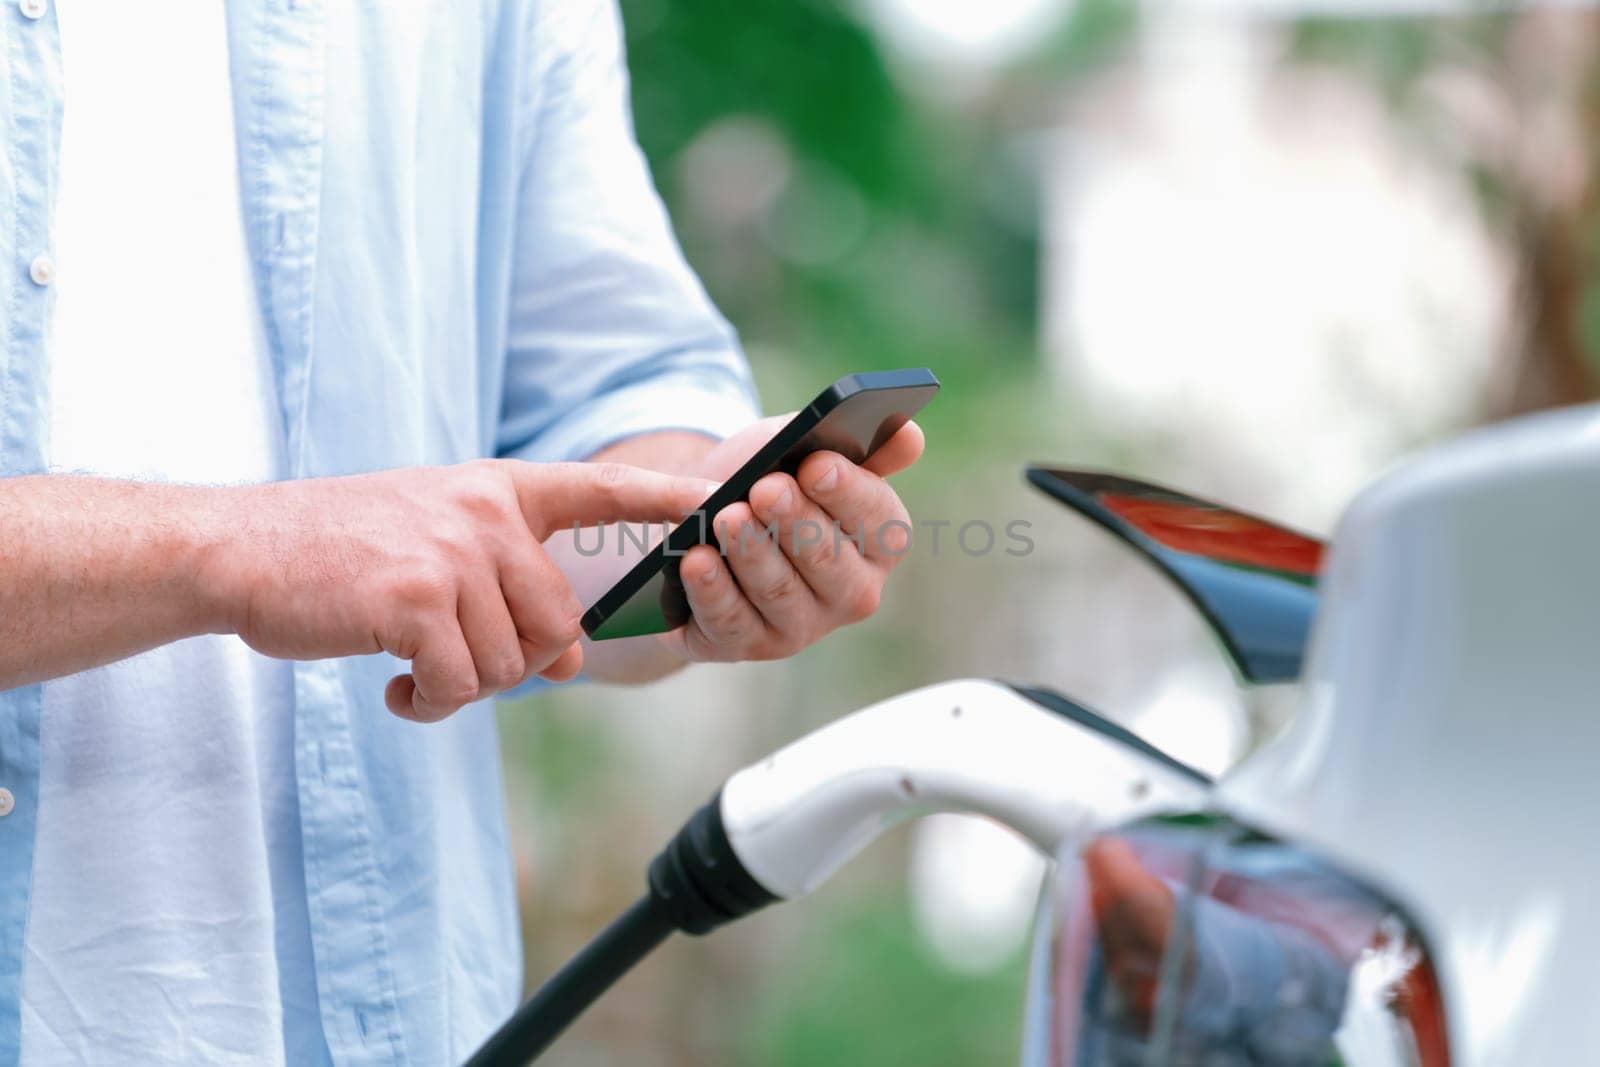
[1100,493,1325,576]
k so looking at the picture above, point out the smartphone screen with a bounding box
[581,369,940,641]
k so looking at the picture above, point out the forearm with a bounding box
[0,476,229,690]
[589,431,721,473]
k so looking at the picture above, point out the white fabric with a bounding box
[25,4,313,1064]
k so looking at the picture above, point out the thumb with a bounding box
[862,420,925,478]
[508,460,718,539]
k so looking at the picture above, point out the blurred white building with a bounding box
[1040,9,1508,530]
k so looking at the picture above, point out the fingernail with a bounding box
[813,463,839,493]
[772,485,794,514]
[699,558,719,585]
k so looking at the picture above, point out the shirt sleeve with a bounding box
[495,0,760,465]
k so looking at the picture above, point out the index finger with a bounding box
[507,461,718,539]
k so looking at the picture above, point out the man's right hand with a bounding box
[199,461,714,721]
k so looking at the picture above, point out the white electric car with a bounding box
[1023,402,1600,1066]
[470,401,1600,1066]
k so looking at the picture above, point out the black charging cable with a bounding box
[463,792,776,1066]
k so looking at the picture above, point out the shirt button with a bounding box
[28,253,54,287]
[0,788,14,818]
[18,0,46,20]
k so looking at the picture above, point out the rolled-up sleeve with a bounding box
[496,0,760,465]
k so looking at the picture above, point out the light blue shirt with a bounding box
[0,1,758,1063]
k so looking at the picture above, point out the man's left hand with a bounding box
[669,414,924,663]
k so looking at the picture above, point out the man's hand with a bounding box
[673,416,924,662]
[565,415,924,681]
[209,461,714,720]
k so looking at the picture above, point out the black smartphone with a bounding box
[581,369,940,641]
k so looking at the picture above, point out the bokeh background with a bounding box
[499,0,1600,1062]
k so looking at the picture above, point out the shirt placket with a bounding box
[227,1,408,1062]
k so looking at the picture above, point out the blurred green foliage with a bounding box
[739,895,1030,1067]
[499,692,619,811]
[620,0,1043,391]
[625,0,922,206]
[1020,0,1140,83]
[1291,18,1465,103]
